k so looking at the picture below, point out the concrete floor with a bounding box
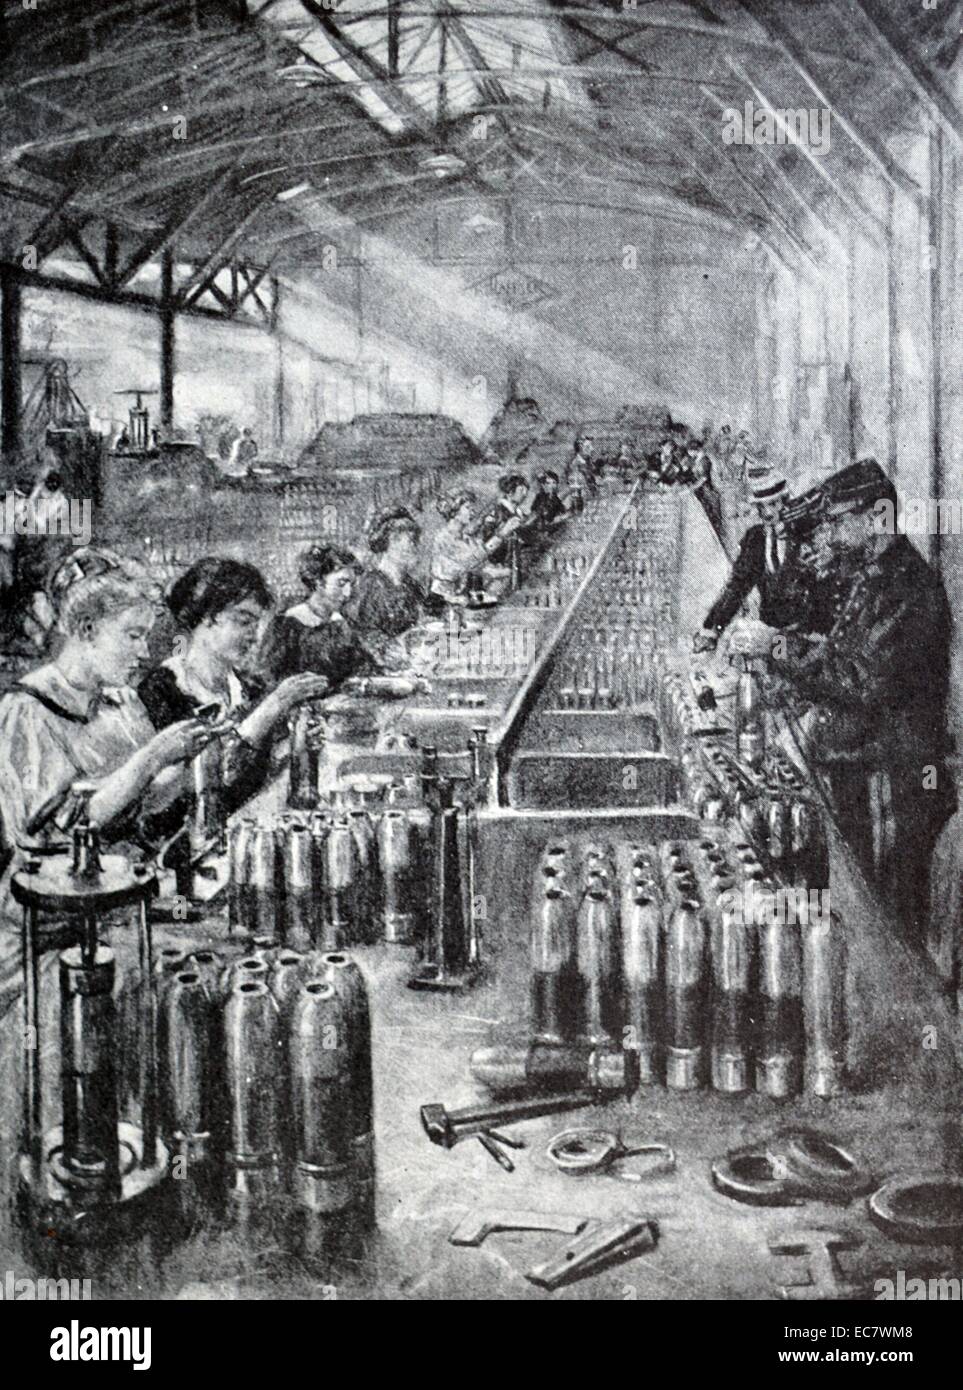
[1,886,959,1302]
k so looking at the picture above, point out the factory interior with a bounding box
[1,0,963,1306]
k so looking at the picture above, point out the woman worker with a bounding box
[262,544,430,699]
[429,489,512,604]
[260,545,377,688]
[138,557,331,811]
[345,508,443,645]
[0,548,216,1012]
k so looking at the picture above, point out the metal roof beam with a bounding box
[726,55,887,239]
[838,0,963,154]
[737,0,923,203]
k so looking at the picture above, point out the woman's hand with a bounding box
[238,672,330,747]
[271,672,331,715]
[144,718,214,774]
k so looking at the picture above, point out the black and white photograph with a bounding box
[1,0,962,1340]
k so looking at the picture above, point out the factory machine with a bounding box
[11,476,962,1291]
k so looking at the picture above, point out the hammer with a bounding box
[421,1093,596,1150]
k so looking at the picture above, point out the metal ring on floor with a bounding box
[710,1149,805,1207]
[770,1128,875,1201]
[868,1173,963,1244]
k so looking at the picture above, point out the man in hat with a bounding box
[693,468,810,652]
[771,458,952,944]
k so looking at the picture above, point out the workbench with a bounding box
[0,484,960,1300]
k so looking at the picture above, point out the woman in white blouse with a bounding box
[429,490,513,604]
[0,548,214,1012]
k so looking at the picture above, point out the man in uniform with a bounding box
[771,459,952,945]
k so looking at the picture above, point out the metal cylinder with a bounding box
[282,824,320,950]
[153,945,186,986]
[288,980,354,1215]
[423,801,471,980]
[755,891,803,1100]
[621,893,662,1084]
[288,708,319,811]
[767,797,788,866]
[658,840,688,878]
[70,822,102,879]
[468,726,489,784]
[325,818,356,948]
[348,809,380,945]
[469,1041,633,1095]
[802,909,847,1098]
[219,953,269,1000]
[379,810,417,944]
[58,945,121,1194]
[574,887,617,1047]
[319,952,375,1228]
[530,886,576,1045]
[419,744,439,805]
[710,900,753,1094]
[159,968,216,1162]
[191,744,223,853]
[223,979,282,1198]
[790,800,813,883]
[248,824,279,944]
[269,950,310,1016]
[227,819,255,935]
[664,899,706,1090]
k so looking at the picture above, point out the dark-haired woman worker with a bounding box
[345,508,443,645]
[260,545,379,687]
[138,558,329,816]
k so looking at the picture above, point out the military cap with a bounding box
[822,458,896,514]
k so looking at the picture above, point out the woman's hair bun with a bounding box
[367,507,420,554]
[47,547,157,640]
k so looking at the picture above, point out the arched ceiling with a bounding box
[2,0,963,282]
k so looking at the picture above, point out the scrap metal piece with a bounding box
[546,1128,676,1183]
[712,1129,873,1207]
[711,1149,805,1208]
[526,1215,658,1290]
[450,1210,588,1247]
[768,1227,866,1301]
[770,1128,874,1202]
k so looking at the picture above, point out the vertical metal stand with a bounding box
[22,903,42,1182]
[138,897,157,1167]
[12,841,169,1241]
